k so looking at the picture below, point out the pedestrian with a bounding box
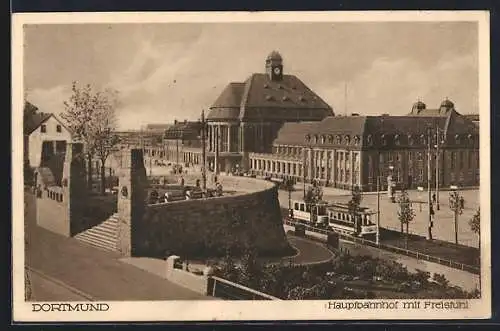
[430,204,435,218]
[432,193,436,204]
[460,196,465,209]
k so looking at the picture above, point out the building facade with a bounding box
[24,102,73,168]
[249,100,480,192]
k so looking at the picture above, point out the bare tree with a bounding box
[61,82,120,194]
[449,191,464,245]
[397,189,416,249]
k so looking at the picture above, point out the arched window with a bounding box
[344,135,351,145]
[314,135,319,144]
[328,135,334,144]
[305,134,311,143]
[354,135,361,145]
[336,135,342,144]
[321,135,326,144]
[455,134,461,145]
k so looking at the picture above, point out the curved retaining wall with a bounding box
[131,175,291,258]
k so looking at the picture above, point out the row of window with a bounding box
[40,124,62,133]
[302,133,476,147]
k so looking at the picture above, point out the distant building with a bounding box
[24,101,73,168]
[248,99,479,191]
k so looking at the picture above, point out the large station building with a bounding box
[129,51,480,192]
[248,99,480,191]
[205,51,334,173]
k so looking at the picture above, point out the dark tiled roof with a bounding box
[463,114,479,122]
[24,111,53,135]
[207,73,333,121]
[164,121,202,140]
[273,110,478,148]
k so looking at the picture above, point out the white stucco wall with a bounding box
[28,116,72,167]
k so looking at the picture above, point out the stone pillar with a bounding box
[331,150,336,186]
[307,148,313,182]
[227,124,231,153]
[117,148,147,257]
[62,142,86,237]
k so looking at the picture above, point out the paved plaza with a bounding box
[278,186,480,248]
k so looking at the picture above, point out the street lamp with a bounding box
[449,185,464,245]
[434,125,446,210]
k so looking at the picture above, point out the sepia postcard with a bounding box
[12,11,491,322]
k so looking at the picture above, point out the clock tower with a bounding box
[265,51,283,81]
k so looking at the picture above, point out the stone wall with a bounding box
[34,143,87,237]
[117,149,291,258]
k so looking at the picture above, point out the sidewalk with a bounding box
[25,193,212,301]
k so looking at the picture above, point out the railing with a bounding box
[208,276,281,300]
[283,219,480,275]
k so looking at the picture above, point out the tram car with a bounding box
[290,200,329,227]
[326,203,377,237]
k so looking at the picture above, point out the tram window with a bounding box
[294,202,299,210]
[299,203,305,212]
[318,206,326,215]
[305,204,311,213]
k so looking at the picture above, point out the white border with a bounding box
[12,11,491,322]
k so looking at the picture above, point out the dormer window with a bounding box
[394,134,400,146]
[314,135,319,144]
[381,134,387,146]
[305,134,311,143]
[321,135,326,144]
[265,95,274,101]
[336,135,341,144]
[344,135,351,145]
[56,124,62,133]
[282,96,289,101]
[328,135,334,143]
[366,135,373,146]
[353,135,360,145]
[40,124,47,133]
[299,96,306,102]
[408,134,414,146]
[263,84,269,89]
[455,134,461,145]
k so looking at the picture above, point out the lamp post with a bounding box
[376,175,381,245]
[426,126,433,240]
[434,125,445,210]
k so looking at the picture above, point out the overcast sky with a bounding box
[24,22,478,130]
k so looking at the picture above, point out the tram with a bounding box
[290,200,329,227]
[326,203,377,237]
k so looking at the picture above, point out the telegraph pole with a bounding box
[376,175,381,245]
[201,109,207,190]
[303,148,306,199]
[427,127,433,240]
[435,124,440,210]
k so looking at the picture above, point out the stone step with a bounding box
[96,221,118,233]
[75,234,117,252]
[75,230,117,246]
[75,228,117,244]
[83,226,117,239]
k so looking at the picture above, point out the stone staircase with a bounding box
[74,213,119,252]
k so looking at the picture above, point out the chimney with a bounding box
[174,119,178,125]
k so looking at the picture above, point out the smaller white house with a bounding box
[24,107,73,168]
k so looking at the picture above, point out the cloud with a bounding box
[26,85,70,114]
